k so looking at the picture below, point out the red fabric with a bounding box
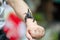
[9,13,22,25]
[3,12,22,40]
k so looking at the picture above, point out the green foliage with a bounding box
[52,32,58,40]
[33,13,45,22]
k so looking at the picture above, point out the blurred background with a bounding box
[24,0,60,40]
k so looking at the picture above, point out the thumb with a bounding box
[26,30,32,40]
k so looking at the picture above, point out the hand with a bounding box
[26,19,45,40]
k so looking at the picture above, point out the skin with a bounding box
[6,0,45,40]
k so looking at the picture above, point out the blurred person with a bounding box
[0,0,9,40]
[0,0,45,40]
[0,0,27,40]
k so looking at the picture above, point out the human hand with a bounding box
[26,19,45,40]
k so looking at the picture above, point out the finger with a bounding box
[26,30,32,40]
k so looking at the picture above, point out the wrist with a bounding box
[26,18,33,26]
[26,18,34,23]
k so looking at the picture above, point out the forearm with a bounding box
[7,0,32,22]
